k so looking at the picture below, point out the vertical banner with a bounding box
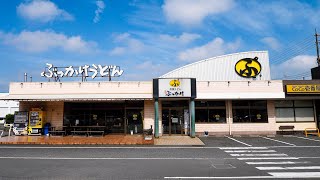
[184,109,189,135]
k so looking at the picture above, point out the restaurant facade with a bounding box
[2,51,319,137]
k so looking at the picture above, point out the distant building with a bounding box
[0,93,19,123]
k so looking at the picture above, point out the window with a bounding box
[232,100,268,123]
[275,100,314,122]
[195,101,226,123]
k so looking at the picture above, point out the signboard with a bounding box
[286,85,320,94]
[158,79,191,97]
[41,63,124,80]
[235,57,261,78]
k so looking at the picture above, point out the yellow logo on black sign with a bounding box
[235,57,261,78]
[169,79,180,87]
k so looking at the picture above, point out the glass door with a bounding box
[126,109,143,134]
[162,109,184,135]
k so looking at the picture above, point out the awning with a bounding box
[0,94,153,101]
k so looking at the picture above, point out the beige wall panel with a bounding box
[10,81,152,95]
[144,100,154,133]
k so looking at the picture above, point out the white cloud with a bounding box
[222,1,320,33]
[159,33,201,44]
[178,37,241,62]
[271,55,317,79]
[93,0,105,23]
[162,0,234,26]
[124,60,173,80]
[17,0,73,23]
[261,37,282,51]
[109,33,145,55]
[0,30,96,53]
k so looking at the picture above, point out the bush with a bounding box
[5,114,14,124]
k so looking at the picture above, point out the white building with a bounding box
[0,51,319,136]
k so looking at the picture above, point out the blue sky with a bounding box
[0,0,319,92]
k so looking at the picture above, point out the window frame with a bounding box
[275,100,315,123]
[195,100,227,124]
[232,100,269,123]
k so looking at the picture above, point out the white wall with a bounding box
[0,93,19,118]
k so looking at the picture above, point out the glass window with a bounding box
[275,100,293,107]
[209,109,226,123]
[195,109,208,123]
[295,108,314,122]
[275,108,294,122]
[275,100,314,122]
[294,100,313,107]
[232,100,268,123]
[195,101,226,123]
[195,101,207,107]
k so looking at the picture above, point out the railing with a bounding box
[304,128,320,137]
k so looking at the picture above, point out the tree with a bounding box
[5,114,14,124]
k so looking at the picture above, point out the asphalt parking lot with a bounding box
[0,135,320,179]
[200,134,320,147]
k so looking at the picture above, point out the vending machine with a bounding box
[28,109,46,135]
[13,111,29,135]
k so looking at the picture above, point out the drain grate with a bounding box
[212,164,236,169]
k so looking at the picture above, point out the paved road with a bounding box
[1,135,320,179]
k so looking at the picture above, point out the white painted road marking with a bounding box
[165,175,320,179]
[260,136,296,146]
[294,136,320,142]
[237,157,299,160]
[257,166,320,170]
[246,161,309,165]
[268,172,320,178]
[230,153,288,157]
[225,150,276,153]
[220,147,266,150]
[225,136,252,147]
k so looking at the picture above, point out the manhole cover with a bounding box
[212,164,236,169]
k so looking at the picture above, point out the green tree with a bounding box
[5,114,14,124]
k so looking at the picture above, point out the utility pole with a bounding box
[315,29,320,66]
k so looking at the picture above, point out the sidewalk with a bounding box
[154,136,205,146]
[0,135,154,145]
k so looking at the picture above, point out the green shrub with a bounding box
[5,114,14,124]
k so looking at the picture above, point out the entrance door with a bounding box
[162,109,184,135]
[126,109,143,134]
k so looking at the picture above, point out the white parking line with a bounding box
[260,136,296,146]
[225,150,276,153]
[257,166,320,170]
[225,136,252,147]
[220,147,267,150]
[230,153,287,157]
[268,172,320,178]
[294,136,320,142]
[237,157,299,160]
[164,175,320,179]
[246,161,309,165]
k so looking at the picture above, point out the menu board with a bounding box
[14,111,28,128]
[30,111,40,126]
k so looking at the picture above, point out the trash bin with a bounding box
[44,123,51,136]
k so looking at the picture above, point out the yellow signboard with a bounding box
[286,85,320,94]
[235,57,261,78]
